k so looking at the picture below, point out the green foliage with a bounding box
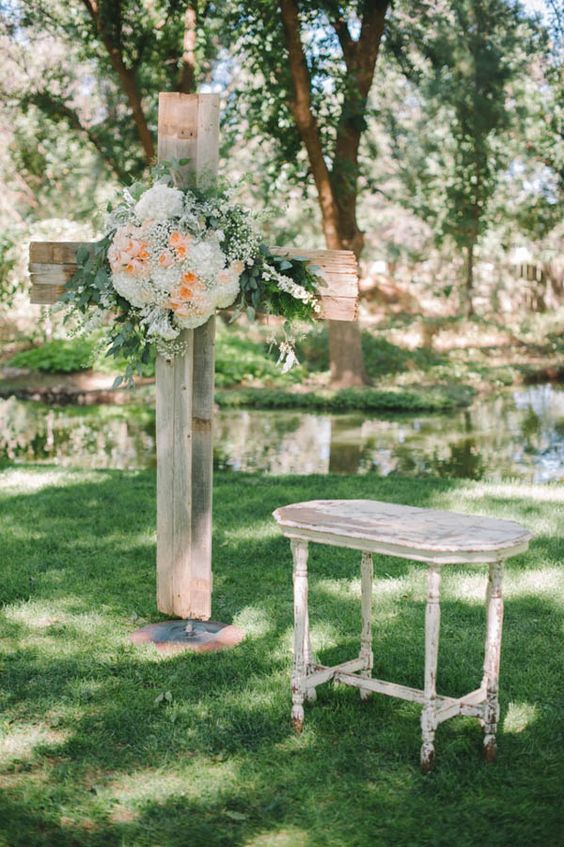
[9,338,98,373]
[383,0,559,289]
[214,331,301,388]
[295,326,446,378]
[8,335,157,377]
[215,384,473,413]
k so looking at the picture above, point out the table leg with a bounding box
[481,560,504,762]
[291,538,309,731]
[359,551,374,700]
[421,565,441,773]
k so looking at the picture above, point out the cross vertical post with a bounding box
[27,88,359,644]
[155,93,219,620]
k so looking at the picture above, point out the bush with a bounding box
[294,326,445,378]
[9,338,97,373]
[8,336,156,377]
[216,384,474,413]
[215,331,302,387]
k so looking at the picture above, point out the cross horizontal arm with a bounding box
[28,241,358,321]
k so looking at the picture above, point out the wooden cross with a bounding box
[28,93,358,624]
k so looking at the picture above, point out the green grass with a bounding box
[215,384,474,412]
[0,467,562,846]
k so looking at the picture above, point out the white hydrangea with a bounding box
[213,266,241,309]
[134,184,185,222]
[187,239,226,279]
[112,273,156,308]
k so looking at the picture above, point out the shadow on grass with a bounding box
[0,468,562,847]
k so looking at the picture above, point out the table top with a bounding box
[273,500,532,563]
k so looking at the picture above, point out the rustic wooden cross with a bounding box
[29,93,358,630]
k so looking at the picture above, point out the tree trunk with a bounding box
[279,0,370,387]
[327,222,366,386]
[179,5,198,94]
[464,242,475,317]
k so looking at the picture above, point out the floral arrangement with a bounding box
[63,163,322,385]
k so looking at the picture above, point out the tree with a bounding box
[0,1,221,202]
[383,0,547,315]
[226,1,390,385]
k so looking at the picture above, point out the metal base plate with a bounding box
[130,619,245,653]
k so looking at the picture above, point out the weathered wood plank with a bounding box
[273,500,533,558]
[155,334,194,616]
[191,315,216,620]
[28,244,359,321]
[156,93,221,619]
[29,241,91,264]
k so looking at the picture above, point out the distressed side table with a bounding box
[273,499,532,772]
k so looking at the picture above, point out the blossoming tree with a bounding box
[29,92,358,648]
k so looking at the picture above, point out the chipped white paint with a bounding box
[482,561,504,761]
[273,499,532,563]
[274,499,532,771]
[359,552,373,701]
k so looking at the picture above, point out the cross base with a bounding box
[130,619,245,653]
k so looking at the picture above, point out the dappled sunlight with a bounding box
[503,702,539,734]
[104,760,239,808]
[317,573,418,603]
[3,598,112,633]
[0,467,107,495]
[223,520,279,543]
[446,567,563,605]
[455,482,564,505]
[244,828,310,847]
[233,605,275,637]
[0,724,69,765]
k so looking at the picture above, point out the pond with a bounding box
[0,384,562,483]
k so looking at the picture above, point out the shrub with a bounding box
[9,338,97,373]
[294,326,446,378]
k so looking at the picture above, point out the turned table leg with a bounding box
[421,565,441,773]
[482,560,504,762]
[291,538,309,731]
[359,551,374,700]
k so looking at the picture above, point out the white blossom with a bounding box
[134,184,185,221]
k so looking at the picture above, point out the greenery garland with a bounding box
[62,162,322,386]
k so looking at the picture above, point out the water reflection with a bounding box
[0,397,155,470]
[0,385,562,483]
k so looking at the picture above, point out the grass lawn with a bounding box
[0,466,562,846]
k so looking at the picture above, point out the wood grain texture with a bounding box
[158,92,220,190]
[156,93,220,619]
[273,499,532,563]
[29,244,359,320]
[191,315,216,620]
[155,332,194,616]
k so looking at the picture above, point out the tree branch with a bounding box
[331,14,356,69]
[179,4,198,93]
[79,0,155,162]
[25,91,131,182]
[331,0,389,255]
[278,0,341,248]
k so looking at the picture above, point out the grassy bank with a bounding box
[0,467,562,846]
[3,314,562,411]
[215,384,474,412]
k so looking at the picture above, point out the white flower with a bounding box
[134,184,185,222]
[187,238,226,278]
[112,273,156,308]
[144,311,180,341]
[213,266,241,309]
[277,341,299,373]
